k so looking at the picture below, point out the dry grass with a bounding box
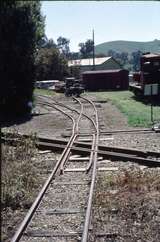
[1,131,38,209]
[1,131,58,242]
[93,168,160,241]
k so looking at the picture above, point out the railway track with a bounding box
[11,96,100,242]
[2,94,159,241]
[2,133,160,167]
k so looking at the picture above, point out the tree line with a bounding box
[1,1,45,116]
[0,1,142,117]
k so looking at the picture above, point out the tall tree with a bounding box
[57,36,70,58]
[120,52,129,66]
[0,1,45,116]
[35,47,69,81]
[79,39,94,58]
[39,35,56,49]
[131,51,142,71]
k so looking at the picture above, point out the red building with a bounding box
[82,69,129,91]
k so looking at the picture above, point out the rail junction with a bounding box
[4,95,159,242]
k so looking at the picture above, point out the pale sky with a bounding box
[41,1,160,52]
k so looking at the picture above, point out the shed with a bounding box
[68,57,121,74]
[82,69,129,91]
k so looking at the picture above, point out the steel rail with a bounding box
[59,97,84,173]
[11,100,82,242]
[73,97,84,133]
[34,96,101,242]
[74,97,98,175]
[36,140,160,167]
[38,95,100,240]
[81,96,99,242]
[3,132,160,158]
[37,97,99,173]
[36,94,96,130]
[3,132,160,166]
[86,134,96,172]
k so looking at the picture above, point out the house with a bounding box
[68,57,121,74]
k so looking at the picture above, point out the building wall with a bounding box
[82,70,129,91]
[98,58,121,70]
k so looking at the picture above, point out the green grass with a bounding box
[90,91,160,127]
[34,88,57,97]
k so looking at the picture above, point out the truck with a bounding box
[64,77,84,97]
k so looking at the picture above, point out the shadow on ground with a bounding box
[0,113,47,128]
[132,94,160,106]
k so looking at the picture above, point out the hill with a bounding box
[95,39,160,55]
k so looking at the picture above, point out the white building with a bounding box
[68,57,121,73]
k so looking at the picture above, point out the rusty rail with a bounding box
[81,96,99,242]
[11,99,82,242]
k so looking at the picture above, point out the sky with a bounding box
[41,1,160,52]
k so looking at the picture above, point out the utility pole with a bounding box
[92,29,95,70]
[150,85,153,123]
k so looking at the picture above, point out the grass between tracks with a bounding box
[90,91,160,127]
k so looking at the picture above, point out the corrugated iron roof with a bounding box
[68,57,111,67]
[82,69,127,74]
[142,53,160,58]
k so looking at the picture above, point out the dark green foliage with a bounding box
[107,49,129,68]
[69,66,81,79]
[35,47,69,81]
[0,1,45,116]
[57,36,70,58]
[79,39,94,58]
[69,52,80,60]
[130,51,142,71]
[39,35,57,49]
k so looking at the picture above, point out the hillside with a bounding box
[95,39,160,55]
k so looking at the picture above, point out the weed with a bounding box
[90,91,160,127]
[1,131,38,209]
[93,168,160,241]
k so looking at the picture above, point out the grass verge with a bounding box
[34,88,57,97]
[90,91,160,127]
[1,132,38,209]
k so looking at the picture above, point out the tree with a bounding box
[57,36,70,58]
[79,43,86,58]
[69,52,80,60]
[107,49,116,57]
[69,66,81,79]
[0,1,45,116]
[130,51,142,71]
[120,52,129,66]
[79,39,94,58]
[35,47,69,81]
[39,35,57,49]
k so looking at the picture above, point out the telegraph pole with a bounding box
[92,29,95,70]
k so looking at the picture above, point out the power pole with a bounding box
[92,29,95,70]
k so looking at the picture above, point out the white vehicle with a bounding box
[35,80,60,89]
